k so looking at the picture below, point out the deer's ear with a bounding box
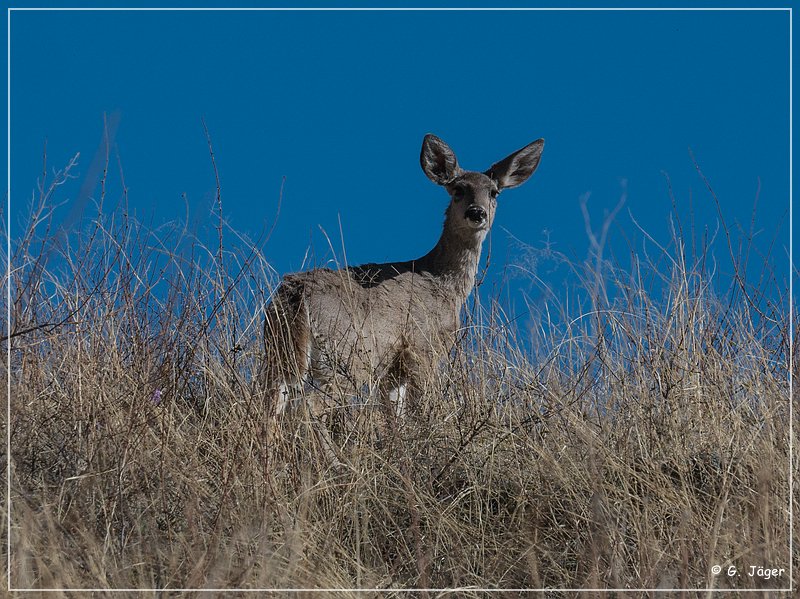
[421,134,462,185]
[485,139,544,190]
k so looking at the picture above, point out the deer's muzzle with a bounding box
[465,205,488,227]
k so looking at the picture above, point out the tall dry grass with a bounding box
[2,153,795,597]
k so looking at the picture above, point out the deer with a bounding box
[263,134,544,450]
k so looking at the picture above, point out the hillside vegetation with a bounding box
[3,156,795,596]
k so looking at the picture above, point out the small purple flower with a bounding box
[151,388,163,405]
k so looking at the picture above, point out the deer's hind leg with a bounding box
[261,286,314,473]
[264,285,312,417]
[264,294,345,469]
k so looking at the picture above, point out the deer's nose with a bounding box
[465,205,487,224]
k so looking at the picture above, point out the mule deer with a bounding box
[264,134,544,429]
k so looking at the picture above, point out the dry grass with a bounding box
[3,154,795,597]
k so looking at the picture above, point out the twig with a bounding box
[201,117,224,276]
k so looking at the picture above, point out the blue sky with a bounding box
[6,5,792,321]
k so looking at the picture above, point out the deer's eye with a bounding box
[452,187,465,201]
[489,188,499,199]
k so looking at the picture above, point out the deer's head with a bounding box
[421,134,544,241]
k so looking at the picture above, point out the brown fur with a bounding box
[263,134,545,419]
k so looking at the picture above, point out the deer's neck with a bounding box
[419,224,486,302]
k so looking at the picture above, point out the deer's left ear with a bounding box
[485,139,544,190]
[421,134,463,186]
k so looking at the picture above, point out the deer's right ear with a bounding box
[421,134,462,185]
[486,139,544,190]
